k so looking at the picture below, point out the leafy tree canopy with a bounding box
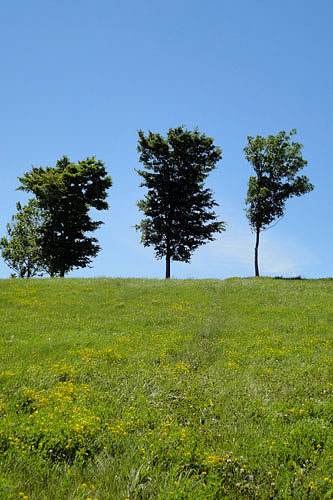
[0,199,45,278]
[18,156,112,277]
[244,129,314,276]
[136,126,225,278]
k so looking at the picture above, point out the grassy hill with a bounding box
[0,277,332,499]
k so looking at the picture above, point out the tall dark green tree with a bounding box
[0,199,45,278]
[244,129,314,277]
[136,126,225,278]
[18,156,112,277]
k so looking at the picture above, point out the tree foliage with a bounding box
[0,200,45,278]
[244,129,314,276]
[18,156,112,277]
[136,126,225,278]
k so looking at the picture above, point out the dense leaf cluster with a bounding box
[5,156,112,277]
[245,130,313,231]
[136,127,225,277]
[0,200,45,278]
[244,130,313,276]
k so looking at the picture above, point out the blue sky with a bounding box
[0,0,332,279]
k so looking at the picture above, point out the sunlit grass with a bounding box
[0,277,332,499]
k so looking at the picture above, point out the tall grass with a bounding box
[0,277,332,499]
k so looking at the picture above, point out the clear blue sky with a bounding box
[0,0,332,279]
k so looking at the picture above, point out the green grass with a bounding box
[0,277,332,499]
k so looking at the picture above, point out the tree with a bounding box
[136,126,226,278]
[244,129,314,277]
[18,156,112,277]
[0,200,45,278]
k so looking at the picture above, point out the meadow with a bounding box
[0,277,332,500]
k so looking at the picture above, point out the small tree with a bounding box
[18,156,112,277]
[136,126,225,278]
[244,129,314,277]
[0,200,45,278]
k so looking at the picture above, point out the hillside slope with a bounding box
[0,278,332,499]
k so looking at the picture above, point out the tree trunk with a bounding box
[165,254,171,279]
[60,269,65,278]
[254,227,260,277]
[165,236,171,279]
